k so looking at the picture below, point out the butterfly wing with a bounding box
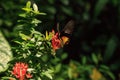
[62,20,75,34]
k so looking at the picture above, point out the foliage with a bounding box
[53,53,115,80]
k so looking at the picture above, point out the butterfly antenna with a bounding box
[57,23,60,35]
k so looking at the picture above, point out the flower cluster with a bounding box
[11,62,32,80]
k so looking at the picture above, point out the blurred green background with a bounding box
[0,0,120,79]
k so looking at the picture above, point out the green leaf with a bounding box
[1,77,16,80]
[100,65,110,70]
[32,11,46,15]
[110,61,120,70]
[82,56,87,65]
[106,71,115,80]
[61,53,68,60]
[36,77,42,80]
[111,0,118,6]
[26,1,31,8]
[104,35,118,61]
[55,63,62,73]
[19,32,31,41]
[91,53,98,64]
[68,67,72,79]
[19,13,27,18]
[60,0,69,5]
[48,0,54,4]
[94,0,108,18]
[46,6,56,14]
[31,18,41,26]
[61,6,73,16]
[99,67,115,80]
[42,69,54,79]
[22,7,32,12]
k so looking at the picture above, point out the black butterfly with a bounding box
[57,20,75,47]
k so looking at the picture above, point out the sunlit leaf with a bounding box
[19,13,27,18]
[19,32,31,41]
[42,69,54,79]
[26,1,31,8]
[0,31,13,72]
[22,7,32,12]
[33,3,38,12]
[31,18,41,26]
[45,31,49,40]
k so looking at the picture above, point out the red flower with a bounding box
[11,62,32,80]
[51,32,61,51]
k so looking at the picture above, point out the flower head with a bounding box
[51,31,61,51]
[11,62,32,80]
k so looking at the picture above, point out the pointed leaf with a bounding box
[26,1,31,8]
[91,53,98,64]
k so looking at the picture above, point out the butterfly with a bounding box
[57,20,75,47]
